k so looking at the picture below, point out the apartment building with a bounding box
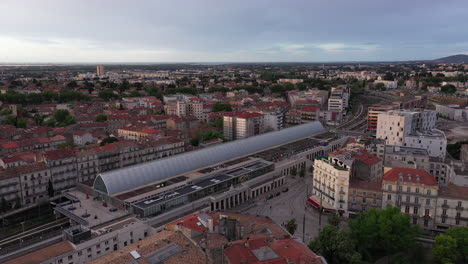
[382,168,439,229]
[311,155,352,215]
[435,104,468,121]
[223,112,264,141]
[348,179,383,216]
[117,125,163,142]
[286,106,320,125]
[383,145,430,171]
[435,184,468,231]
[377,110,446,158]
[44,149,78,193]
[367,105,396,131]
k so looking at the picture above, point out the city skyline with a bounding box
[2,0,468,63]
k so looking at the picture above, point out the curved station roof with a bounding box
[94,121,325,195]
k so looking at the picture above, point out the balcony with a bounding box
[442,204,450,209]
[456,205,464,211]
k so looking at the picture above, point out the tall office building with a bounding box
[96,65,105,76]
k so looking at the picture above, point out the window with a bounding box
[416,188,419,194]
[427,190,431,195]
[442,209,447,216]
[407,187,411,193]
[387,194,391,200]
[443,200,447,205]
[413,207,418,215]
[425,209,429,216]
[415,197,419,204]
[388,185,392,191]
[405,206,410,213]
[68,256,73,260]
[426,199,430,206]
[398,186,402,192]
[458,201,462,207]
[424,219,428,227]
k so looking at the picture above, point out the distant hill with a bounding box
[431,54,468,64]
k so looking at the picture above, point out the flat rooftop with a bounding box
[57,190,128,227]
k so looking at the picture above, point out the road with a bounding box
[243,175,328,244]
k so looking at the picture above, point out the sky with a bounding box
[1,0,468,63]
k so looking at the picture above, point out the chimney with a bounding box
[207,218,214,233]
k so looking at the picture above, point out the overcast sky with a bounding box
[1,0,468,63]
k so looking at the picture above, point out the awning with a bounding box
[307,195,345,214]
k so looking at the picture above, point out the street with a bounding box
[244,175,328,244]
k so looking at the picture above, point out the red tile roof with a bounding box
[438,184,468,200]
[351,148,382,165]
[44,149,76,161]
[383,168,438,186]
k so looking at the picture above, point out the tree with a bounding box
[328,212,341,227]
[128,90,141,97]
[290,167,297,176]
[1,114,16,126]
[447,140,468,160]
[433,234,458,264]
[442,227,468,263]
[16,119,27,129]
[441,84,456,94]
[299,166,306,178]
[47,179,54,197]
[53,109,76,127]
[286,218,298,235]
[374,82,386,90]
[66,81,78,88]
[309,226,361,264]
[349,206,419,260]
[190,138,200,146]
[100,137,118,146]
[213,102,232,112]
[96,114,107,122]
[99,88,119,101]
[34,114,45,126]
[45,119,56,127]
[0,108,11,115]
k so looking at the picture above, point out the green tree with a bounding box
[53,109,76,126]
[34,114,45,126]
[213,102,233,112]
[441,84,456,94]
[16,119,27,129]
[286,218,298,235]
[374,82,386,90]
[349,206,419,260]
[309,226,361,264]
[45,119,56,127]
[128,90,141,97]
[0,108,11,115]
[299,166,306,178]
[96,114,107,122]
[433,234,458,264]
[1,115,16,126]
[190,138,200,146]
[444,227,468,263]
[66,81,78,88]
[100,137,118,146]
[290,167,297,176]
[47,179,55,197]
[99,88,119,101]
[328,212,341,227]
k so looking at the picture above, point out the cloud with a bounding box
[317,43,379,53]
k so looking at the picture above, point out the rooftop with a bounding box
[383,167,438,186]
[94,121,325,195]
[438,184,468,200]
[4,241,74,264]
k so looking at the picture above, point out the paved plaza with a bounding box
[243,175,329,244]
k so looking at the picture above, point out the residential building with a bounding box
[223,112,264,141]
[367,105,396,131]
[44,149,78,193]
[348,179,383,216]
[435,184,468,231]
[96,65,105,76]
[435,104,468,121]
[311,155,352,215]
[383,145,430,171]
[382,168,439,229]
